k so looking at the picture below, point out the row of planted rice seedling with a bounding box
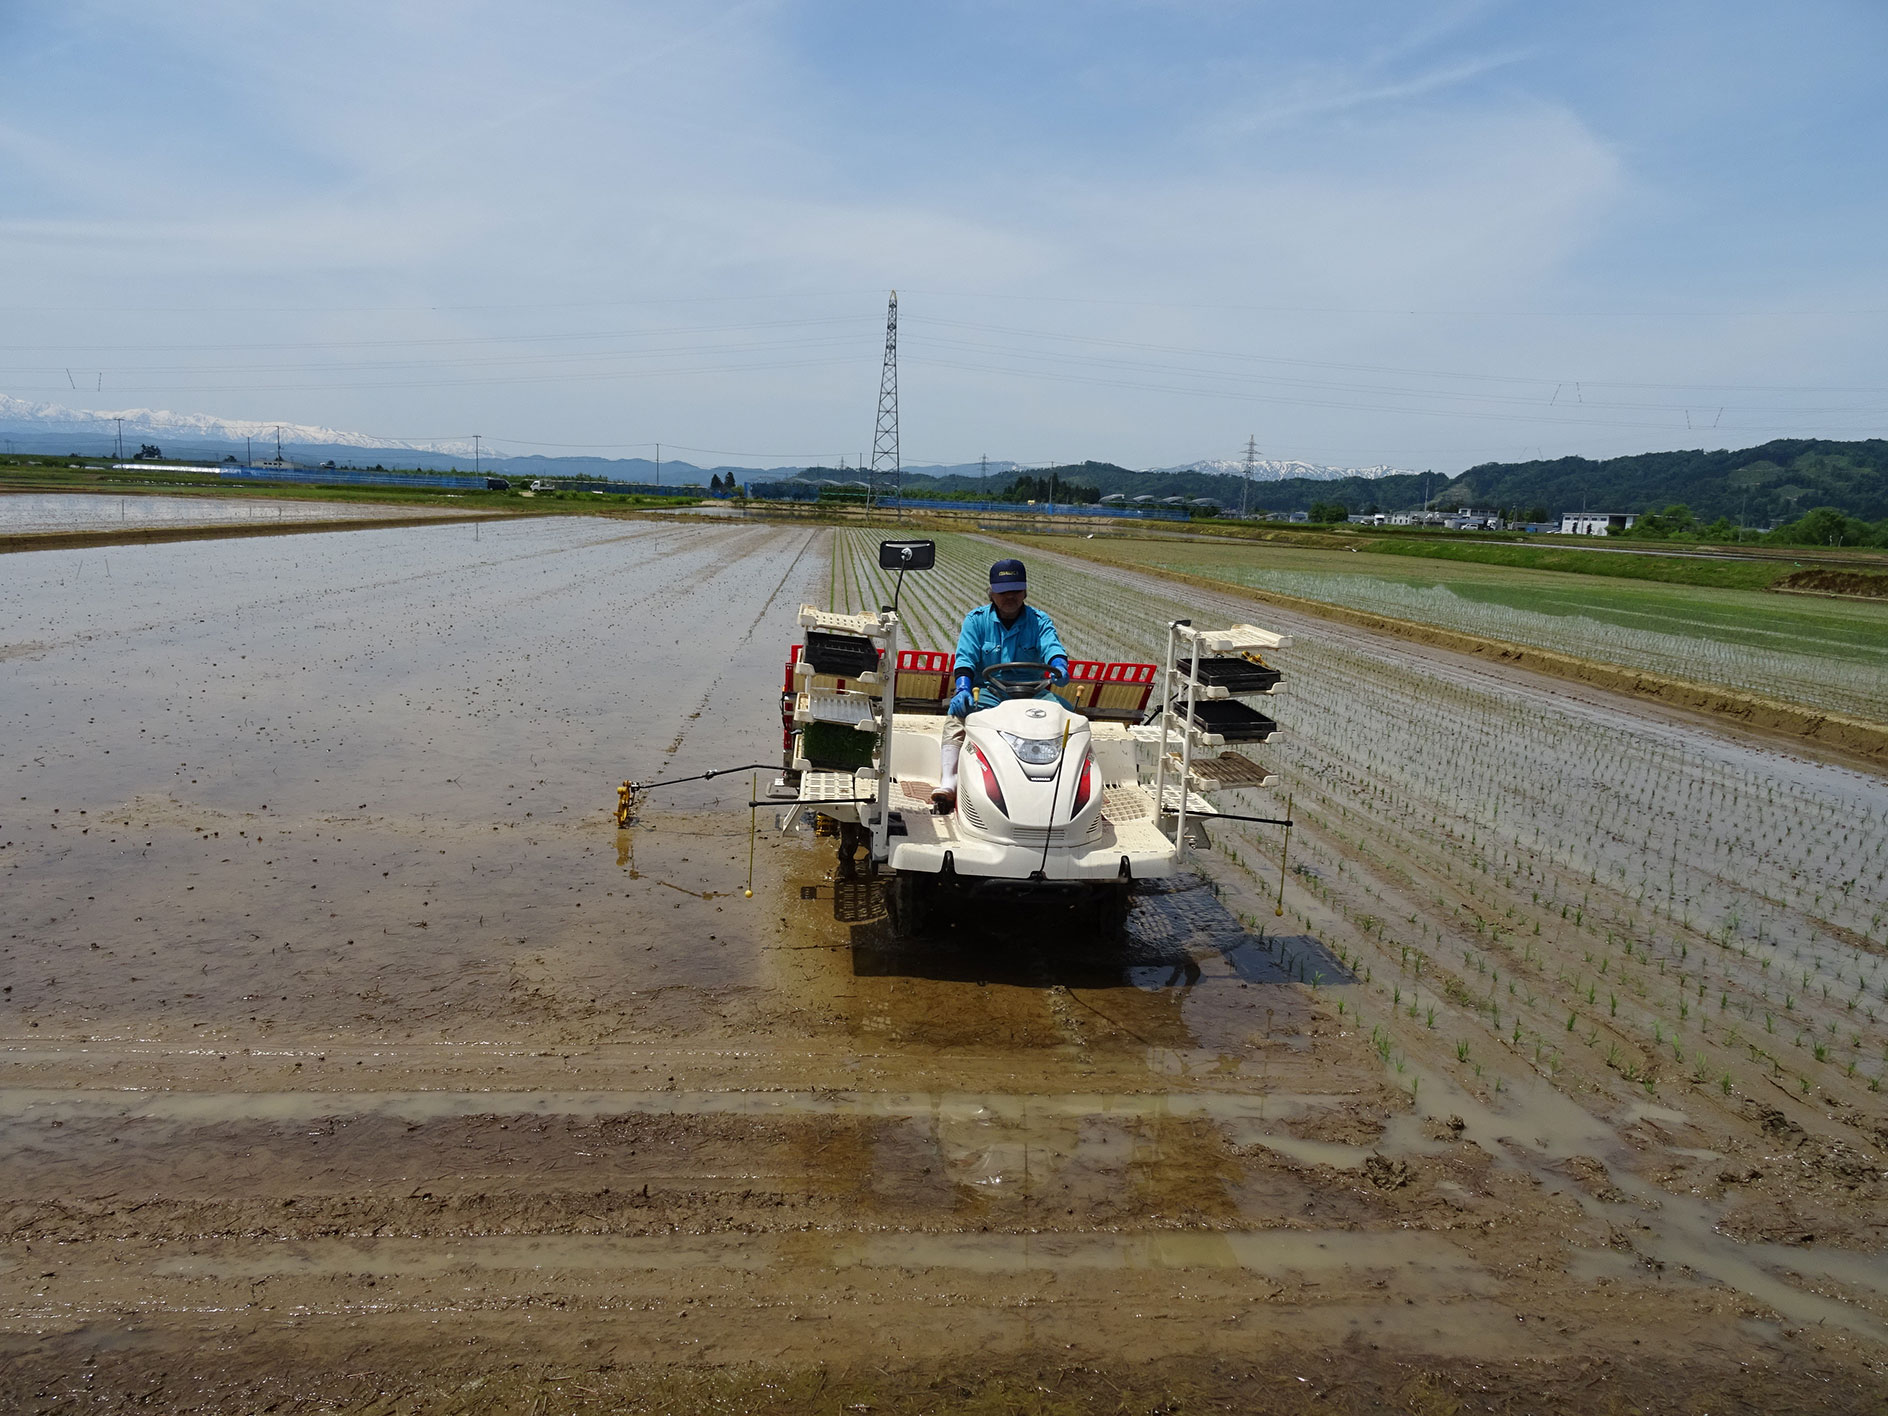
[1155,564,1888,723]
[1264,645,1886,1107]
[846,528,1888,1121]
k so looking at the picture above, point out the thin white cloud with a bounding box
[2,2,1883,470]
[1216,50,1533,133]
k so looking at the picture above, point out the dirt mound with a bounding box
[1772,567,1888,599]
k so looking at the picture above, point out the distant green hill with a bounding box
[799,460,1431,509]
[1443,439,1888,524]
[801,439,1888,526]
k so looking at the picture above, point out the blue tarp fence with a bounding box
[744,483,1190,520]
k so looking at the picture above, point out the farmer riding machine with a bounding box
[775,540,1292,937]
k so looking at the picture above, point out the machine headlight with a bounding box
[999,731,1062,766]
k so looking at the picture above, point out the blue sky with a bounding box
[3,0,1885,470]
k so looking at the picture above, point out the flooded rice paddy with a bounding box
[0,490,500,535]
[2,517,1884,1412]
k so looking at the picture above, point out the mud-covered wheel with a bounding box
[1091,882,1132,937]
[886,871,933,938]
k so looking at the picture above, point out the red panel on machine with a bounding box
[789,643,1154,718]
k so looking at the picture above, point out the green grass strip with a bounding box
[1359,537,1791,591]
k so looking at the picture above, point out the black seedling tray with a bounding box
[803,630,880,677]
[1171,698,1278,742]
[1178,656,1282,693]
[798,721,878,771]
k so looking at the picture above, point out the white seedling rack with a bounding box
[792,690,882,732]
[793,605,899,861]
[1150,620,1290,858]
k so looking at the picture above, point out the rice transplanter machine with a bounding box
[772,539,1292,936]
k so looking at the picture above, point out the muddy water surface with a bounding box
[3,519,1883,1413]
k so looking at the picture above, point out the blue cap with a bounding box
[989,558,1027,592]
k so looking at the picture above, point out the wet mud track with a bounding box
[2,520,1884,1413]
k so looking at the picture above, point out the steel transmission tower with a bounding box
[869,291,899,514]
[1241,434,1258,519]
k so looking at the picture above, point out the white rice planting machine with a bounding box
[770,539,1295,936]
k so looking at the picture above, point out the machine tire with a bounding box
[886,872,933,938]
[1091,882,1132,937]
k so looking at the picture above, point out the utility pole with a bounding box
[473,434,480,478]
[656,443,660,487]
[1241,435,1258,519]
[115,417,123,460]
[869,290,900,517]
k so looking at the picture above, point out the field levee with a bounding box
[0,513,531,555]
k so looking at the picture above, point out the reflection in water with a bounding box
[848,872,1350,993]
[0,491,485,532]
[830,876,885,924]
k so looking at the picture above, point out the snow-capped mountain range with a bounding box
[0,396,481,458]
[1150,457,1412,482]
[0,396,1409,481]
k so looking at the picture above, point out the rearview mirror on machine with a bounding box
[878,539,935,571]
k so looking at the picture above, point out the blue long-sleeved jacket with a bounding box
[954,602,1070,710]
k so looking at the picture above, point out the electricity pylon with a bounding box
[869,291,899,516]
[1241,434,1258,519]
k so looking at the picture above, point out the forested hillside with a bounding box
[817,440,1887,525]
[1445,439,1888,523]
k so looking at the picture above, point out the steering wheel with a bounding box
[981,661,1056,700]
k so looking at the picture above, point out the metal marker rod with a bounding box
[1162,809,1296,827]
[630,762,781,792]
[747,773,757,895]
[1275,791,1293,917]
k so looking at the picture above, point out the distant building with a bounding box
[1440,507,1503,531]
[1560,511,1636,536]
